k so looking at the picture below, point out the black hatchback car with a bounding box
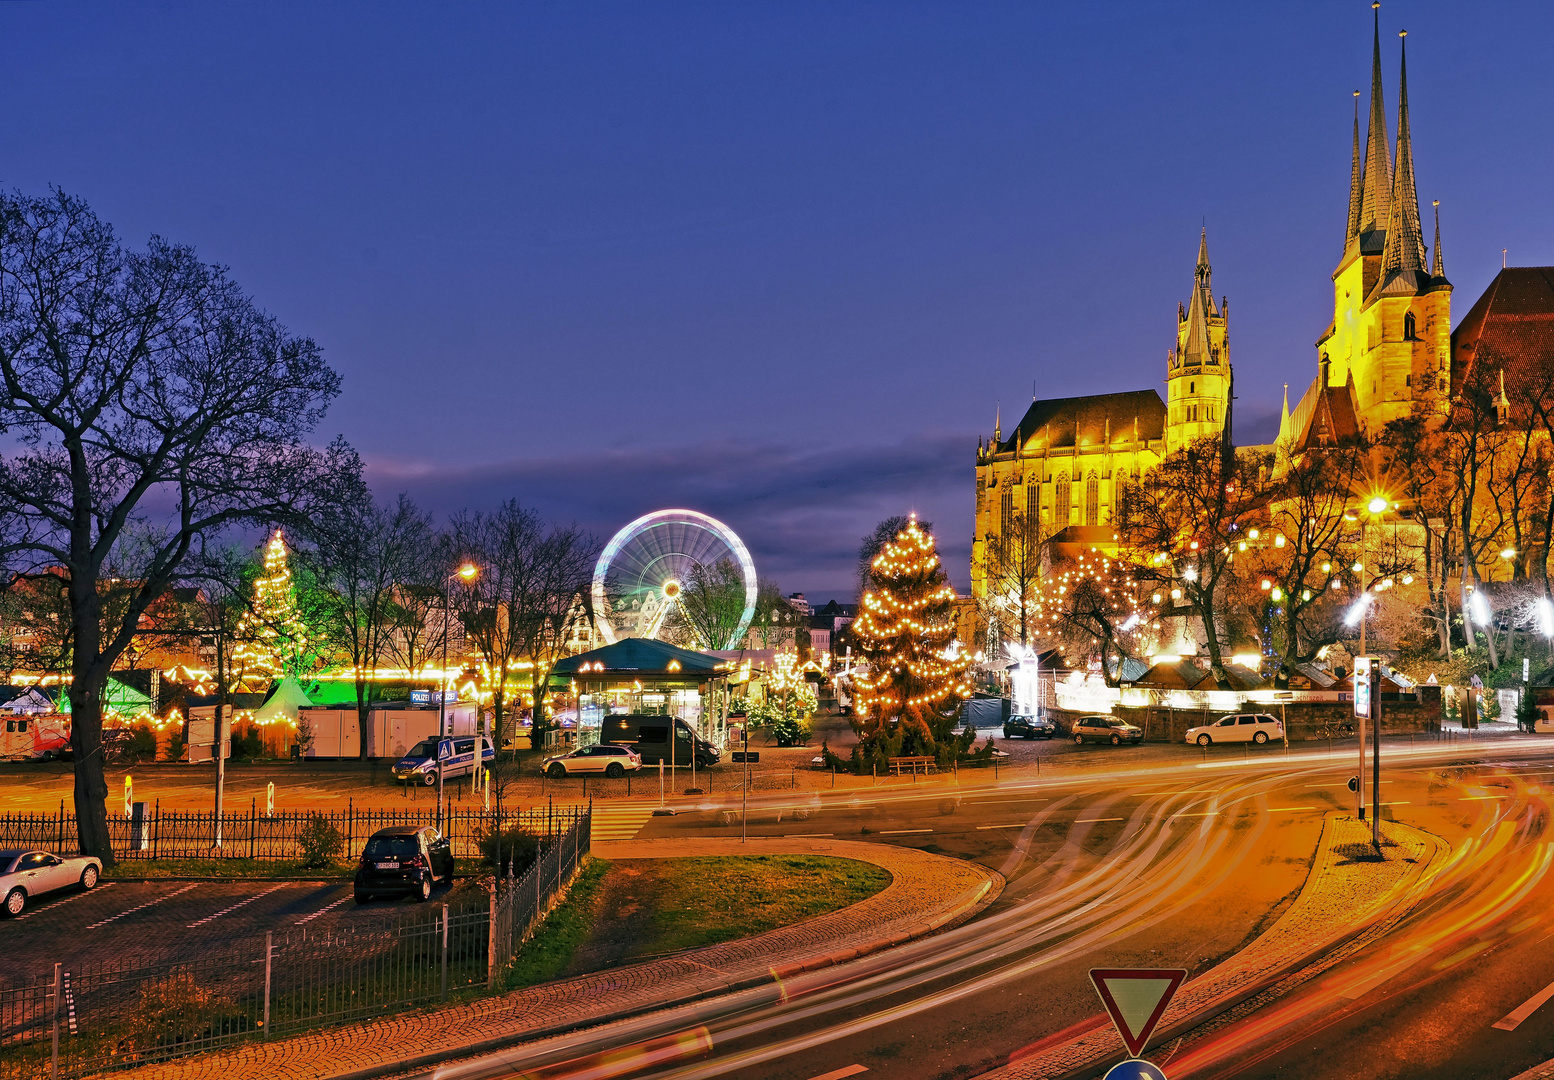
[1003,714,1055,739]
[354,826,454,903]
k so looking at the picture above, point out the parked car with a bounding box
[599,714,721,768]
[1072,715,1143,745]
[1004,714,1056,740]
[1186,713,1285,746]
[391,736,495,787]
[0,849,101,916]
[543,743,643,778]
[354,826,453,903]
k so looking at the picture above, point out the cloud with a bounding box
[365,432,974,600]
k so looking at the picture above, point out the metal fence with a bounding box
[0,803,580,862]
[0,806,589,1080]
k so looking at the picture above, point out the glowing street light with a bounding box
[1344,592,1373,627]
[1540,597,1554,638]
[1367,496,1389,515]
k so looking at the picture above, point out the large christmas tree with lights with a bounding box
[232,529,314,681]
[851,517,973,760]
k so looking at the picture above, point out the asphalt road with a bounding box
[392,738,1554,1080]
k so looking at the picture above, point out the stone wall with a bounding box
[1044,686,1442,744]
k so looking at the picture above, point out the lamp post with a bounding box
[1347,494,1396,840]
[438,563,479,831]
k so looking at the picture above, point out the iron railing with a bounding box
[0,806,589,1079]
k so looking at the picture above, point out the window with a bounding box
[1055,474,1071,524]
[1404,312,1416,340]
[1085,473,1100,526]
[1237,716,1256,725]
[454,739,474,754]
[1218,717,1237,727]
[19,853,51,870]
[1000,486,1014,537]
[1189,381,1195,394]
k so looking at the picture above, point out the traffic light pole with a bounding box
[1372,667,1382,851]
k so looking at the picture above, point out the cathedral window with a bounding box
[1404,312,1417,340]
[1000,487,1014,538]
[1085,474,1100,526]
[1055,474,1071,525]
[1189,381,1195,394]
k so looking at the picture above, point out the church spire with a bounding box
[1431,198,1444,278]
[1381,29,1427,277]
[1346,90,1363,245]
[993,404,1001,447]
[1357,3,1391,237]
[1182,228,1214,362]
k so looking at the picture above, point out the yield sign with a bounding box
[1089,968,1187,1058]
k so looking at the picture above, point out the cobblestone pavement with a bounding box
[980,812,1449,1080]
[101,837,1001,1080]
[1511,1058,1554,1080]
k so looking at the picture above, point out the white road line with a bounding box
[1129,789,1217,796]
[14,882,113,920]
[1379,801,1411,806]
[879,829,932,835]
[87,884,197,929]
[295,895,350,925]
[784,833,834,838]
[806,1067,868,1080]
[1494,978,1554,1030]
[1310,781,1394,788]
[1171,811,1219,818]
[1075,817,1124,824]
[187,884,287,928]
[976,823,1030,830]
[1267,806,1317,812]
[1461,795,1506,801]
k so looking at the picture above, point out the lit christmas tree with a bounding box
[232,529,314,681]
[851,517,972,760]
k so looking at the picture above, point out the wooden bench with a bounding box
[888,755,936,776]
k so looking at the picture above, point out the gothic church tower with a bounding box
[1166,229,1232,455]
[1317,5,1451,432]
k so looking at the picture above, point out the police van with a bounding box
[391,735,495,786]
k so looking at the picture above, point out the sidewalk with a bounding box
[983,812,1450,1080]
[107,837,1002,1080]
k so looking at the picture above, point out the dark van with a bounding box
[601,714,720,768]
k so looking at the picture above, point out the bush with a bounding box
[121,971,237,1057]
[478,826,540,877]
[230,721,265,760]
[297,812,343,868]
[128,723,157,761]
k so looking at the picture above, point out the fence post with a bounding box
[250,799,257,860]
[486,885,497,987]
[153,799,161,860]
[263,932,273,1038]
[441,903,449,1002]
[51,962,60,1080]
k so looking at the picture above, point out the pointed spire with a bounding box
[1281,383,1290,425]
[1358,3,1392,236]
[994,403,1001,446]
[1431,199,1444,278]
[1347,90,1363,244]
[1380,29,1427,279]
[1181,228,1214,362]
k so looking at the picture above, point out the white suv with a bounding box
[543,743,643,778]
[1185,713,1284,746]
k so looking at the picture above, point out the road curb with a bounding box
[321,851,1001,1080]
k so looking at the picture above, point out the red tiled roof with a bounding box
[1452,267,1554,399]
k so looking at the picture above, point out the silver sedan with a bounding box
[1,848,102,916]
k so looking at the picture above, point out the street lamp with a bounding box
[438,562,479,831]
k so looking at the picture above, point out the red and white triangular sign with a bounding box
[1089,968,1187,1058]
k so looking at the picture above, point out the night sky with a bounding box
[4,2,1551,600]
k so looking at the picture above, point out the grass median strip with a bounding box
[511,854,891,990]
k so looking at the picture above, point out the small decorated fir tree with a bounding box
[851,517,972,762]
[232,529,315,681]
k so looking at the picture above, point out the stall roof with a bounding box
[553,638,728,677]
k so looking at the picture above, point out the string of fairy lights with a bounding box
[853,518,973,718]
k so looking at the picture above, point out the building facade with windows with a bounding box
[970,234,1231,600]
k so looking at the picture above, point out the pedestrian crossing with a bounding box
[589,804,658,842]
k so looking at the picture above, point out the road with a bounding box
[386,737,1554,1080]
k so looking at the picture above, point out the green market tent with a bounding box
[255,676,315,726]
[56,677,154,716]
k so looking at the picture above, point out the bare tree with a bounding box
[670,558,751,649]
[976,507,1045,647]
[511,523,597,748]
[0,191,360,862]
[302,494,435,758]
[1115,438,1268,688]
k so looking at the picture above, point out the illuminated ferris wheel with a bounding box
[592,509,758,650]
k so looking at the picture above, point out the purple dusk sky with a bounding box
[3,2,1551,600]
